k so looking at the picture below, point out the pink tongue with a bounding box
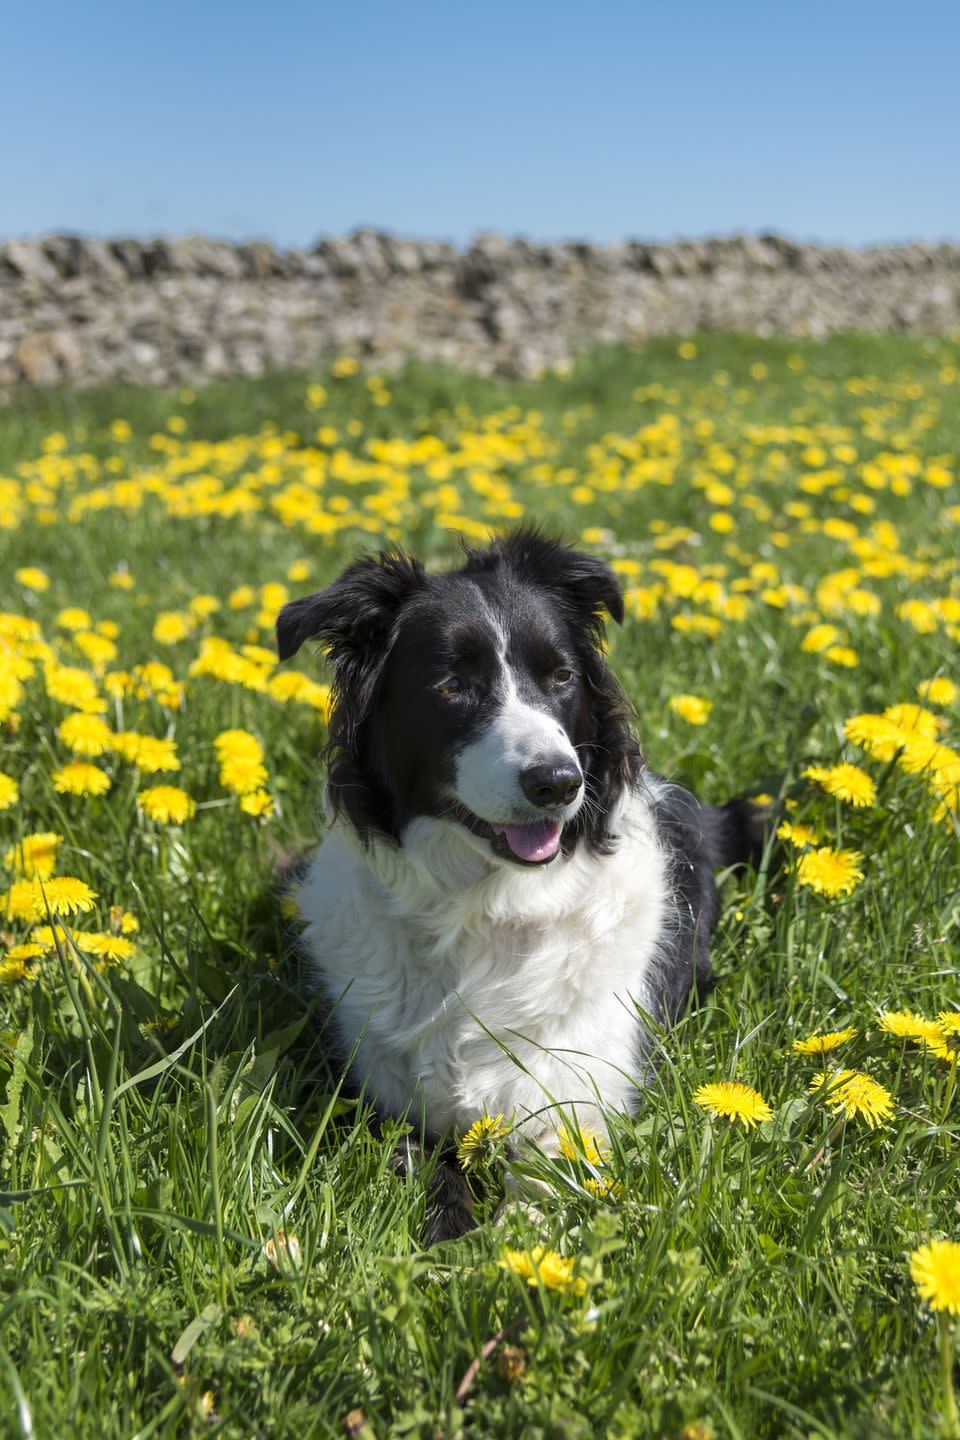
[500,820,561,862]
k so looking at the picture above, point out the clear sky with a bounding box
[2,0,957,248]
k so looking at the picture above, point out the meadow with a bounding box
[0,335,958,1440]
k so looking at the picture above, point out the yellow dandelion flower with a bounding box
[41,877,99,916]
[44,665,106,713]
[239,789,275,818]
[796,847,864,899]
[58,712,114,757]
[214,728,264,763]
[52,763,112,797]
[583,1176,623,1201]
[0,772,19,810]
[808,763,877,809]
[3,832,62,879]
[456,1111,509,1170]
[910,1239,960,1315]
[812,1069,894,1127]
[499,1245,587,1295]
[153,611,193,645]
[77,932,136,964]
[930,1013,960,1064]
[220,756,268,795]
[777,820,818,848]
[139,786,196,825]
[128,735,180,773]
[825,645,859,668]
[792,1026,858,1055]
[692,1081,773,1129]
[877,1009,937,1041]
[883,703,940,739]
[801,623,841,654]
[2,877,97,923]
[844,713,906,763]
[1,881,47,923]
[56,607,92,633]
[558,1123,610,1166]
[917,677,957,708]
[0,956,38,984]
[14,566,49,591]
[668,694,713,726]
[3,943,45,963]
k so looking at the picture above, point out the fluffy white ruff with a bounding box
[295,785,668,1145]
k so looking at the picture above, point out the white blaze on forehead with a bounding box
[453,661,581,822]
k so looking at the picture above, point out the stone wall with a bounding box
[2,231,959,392]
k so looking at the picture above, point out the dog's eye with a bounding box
[437,676,463,696]
[553,667,574,684]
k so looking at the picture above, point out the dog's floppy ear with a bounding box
[276,550,426,664]
[480,527,624,630]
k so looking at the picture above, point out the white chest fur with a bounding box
[295,788,668,1143]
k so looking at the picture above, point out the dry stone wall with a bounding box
[2,231,959,392]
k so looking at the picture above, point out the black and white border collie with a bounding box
[277,530,762,1229]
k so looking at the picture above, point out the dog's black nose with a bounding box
[520,762,583,808]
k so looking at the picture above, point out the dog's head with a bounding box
[276,529,641,867]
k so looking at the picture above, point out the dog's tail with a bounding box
[703,796,776,872]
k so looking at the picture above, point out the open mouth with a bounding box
[450,805,563,865]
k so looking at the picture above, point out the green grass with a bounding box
[0,334,958,1439]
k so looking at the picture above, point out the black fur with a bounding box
[276,527,641,856]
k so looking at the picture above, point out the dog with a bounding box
[276,529,764,1238]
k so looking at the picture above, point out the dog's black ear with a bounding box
[276,550,426,663]
[476,527,624,630]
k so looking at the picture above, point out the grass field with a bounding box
[1,335,959,1440]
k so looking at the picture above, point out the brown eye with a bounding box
[553,667,574,684]
[437,676,462,696]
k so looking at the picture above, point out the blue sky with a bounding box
[2,0,957,247]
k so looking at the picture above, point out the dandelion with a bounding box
[917,677,957,707]
[240,790,275,818]
[3,832,62,879]
[139,786,196,825]
[58,712,114,757]
[877,1009,940,1042]
[792,1026,857,1055]
[558,1123,610,1165]
[1,877,97,923]
[884,703,940,739]
[808,763,877,809]
[812,1069,894,1127]
[0,772,20,810]
[78,933,136,964]
[669,694,713,726]
[52,763,112,797]
[3,943,45,964]
[125,735,180,773]
[263,1230,302,1271]
[692,1081,773,1128]
[220,756,268,795]
[930,1013,960,1064]
[14,566,49,591]
[456,1111,509,1170]
[583,1176,623,1201]
[777,820,818,848]
[499,1245,587,1295]
[796,847,864,899]
[911,1239,960,1316]
[0,956,38,984]
[844,713,906,763]
[801,623,841,654]
[910,1239,960,1436]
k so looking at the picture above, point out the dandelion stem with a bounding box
[939,1313,959,1438]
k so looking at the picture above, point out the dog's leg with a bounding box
[387,1132,476,1245]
